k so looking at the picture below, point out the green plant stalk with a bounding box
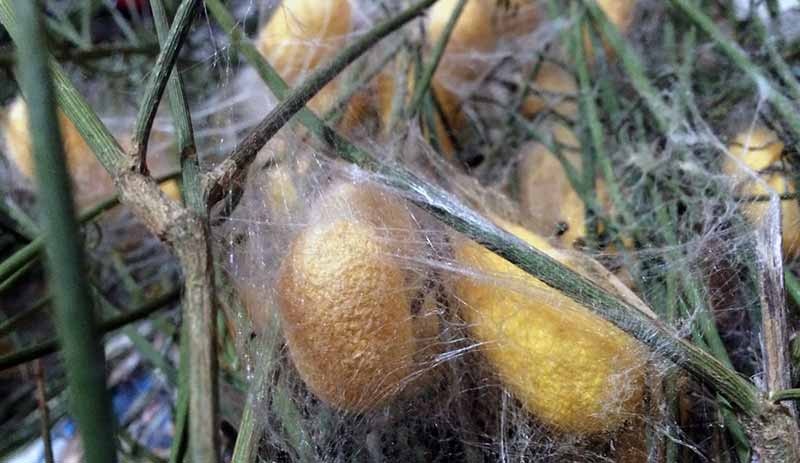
[753,16,800,104]
[784,269,800,315]
[323,43,401,126]
[480,53,547,183]
[206,0,762,419]
[571,9,636,239]
[103,3,141,46]
[0,4,125,174]
[670,0,800,146]
[0,296,49,338]
[230,370,264,463]
[12,2,117,462]
[584,0,671,133]
[149,2,219,461]
[386,45,412,133]
[651,191,680,463]
[151,4,202,212]
[0,257,39,294]
[95,289,179,385]
[44,15,88,49]
[406,0,466,117]
[203,0,439,206]
[79,0,92,43]
[0,1,214,459]
[167,321,189,463]
[771,388,800,402]
[654,186,751,460]
[0,199,38,238]
[0,171,180,287]
[0,238,43,285]
[0,289,179,372]
[231,315,282,463]
[422,89,445,154]
[131,0,200,168]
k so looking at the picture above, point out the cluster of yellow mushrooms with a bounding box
[3,0,797,439]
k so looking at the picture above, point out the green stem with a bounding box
[167,326,189,463]
[149,2,219,462]
[0,238,43,285]
[753,16,800,103]
[771,388,800,403]
[12,2,117,462]
[572,8,635,239]
[584,0,672,133]
[0,171,180,287]
[670,0,800,148]
[132,0,200,169]
[0,251,40,294]
[0,296,49,338]
[0,289,179,371]
[231,318,282,463]
[323,43,401,126]
[406,0,466,116]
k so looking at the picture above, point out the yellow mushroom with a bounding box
[452,219,646,433]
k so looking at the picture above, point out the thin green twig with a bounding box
[584,0,671,133]
[670,0,800,147]
[406,0,466,116]
[771,388,800,403]
[0,296,49,339]
[0,171,180,287]
[0,289,179,372]
[132,0,200,170]
[571,7,636,241]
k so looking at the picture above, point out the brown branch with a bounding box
[32,359,54,463]
[755,209,800,453]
